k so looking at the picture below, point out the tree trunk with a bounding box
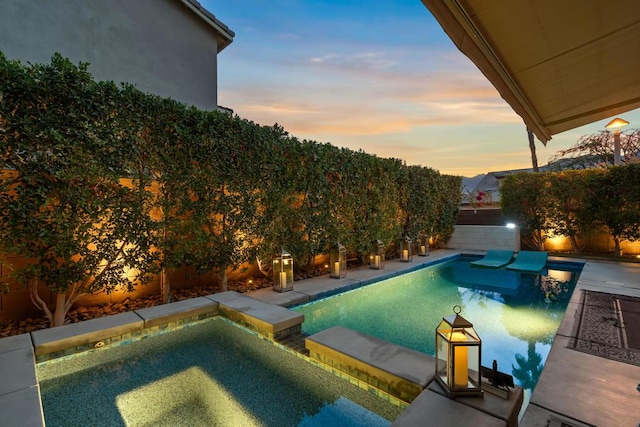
[220,269,228,292]
[160,267,170,304]
[613,237,622,257]
[28,279,53,326]
[53,293,68,327]
[527,127,540,172]
[535,229,545,251]
[569,236,582,254]
[256,256,270,278]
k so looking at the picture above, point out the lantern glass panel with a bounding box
[369,240,385,270]
[329,243,347,279]
[435,329,448,381]
[400,237,412,262]
[419,235,429,256]
[272,250,294,292]
[466,345,481,388]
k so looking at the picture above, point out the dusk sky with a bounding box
[205,0,640,177]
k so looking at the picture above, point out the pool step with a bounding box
[31,297,219,361]
[276,332,309,355]
[306,326,524,427]
[305,326,434,403]
[206,291,304,340]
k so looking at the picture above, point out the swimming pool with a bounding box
[37,318,403,426]
[293,256,582,402]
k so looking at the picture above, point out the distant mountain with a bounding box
[461,174,486,193]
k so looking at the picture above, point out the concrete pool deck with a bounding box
[0,249,638,426]
[520,258,640,427]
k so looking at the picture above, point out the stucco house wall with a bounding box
[0,0,234,111]
[0,0,234,321]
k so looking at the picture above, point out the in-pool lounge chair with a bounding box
[506,251,548,272]
[470,250,514,268]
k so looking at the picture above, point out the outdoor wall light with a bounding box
[605,117,629,166]
[369,239,385,270]
[435,305,483,398]
[329,242,347,279]
[272,249,294,292]
[418,234,430,256]
[506,223,516,229]
[399,236,413,262]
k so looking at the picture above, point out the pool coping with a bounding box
[248,250,463,308]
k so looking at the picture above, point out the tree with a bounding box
[177,112,263,291]
[432,175,463,247]
[119,87,201,304]
[589,164,640,256]
[527,127,539,172]
[548,129,640,170]
[545,171,596,253]
[501,173,550,250]
[274,139,337,273]
[403,166,440,242]
[0,54,157,326]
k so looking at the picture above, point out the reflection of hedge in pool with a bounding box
[438,259,577,306]
[439,261,522,295]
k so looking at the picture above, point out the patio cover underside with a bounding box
[421,0,640,144]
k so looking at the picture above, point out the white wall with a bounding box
[0,0,224,110]
[445,225,521,252]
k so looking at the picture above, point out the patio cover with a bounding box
[421,0,640,144]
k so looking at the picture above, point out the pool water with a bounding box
[37,318,403,427]
[293,256,582,399]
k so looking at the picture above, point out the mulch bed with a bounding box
[0,264,348,338]
[0,280,268,338]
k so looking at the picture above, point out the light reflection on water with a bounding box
[294,257,581,398]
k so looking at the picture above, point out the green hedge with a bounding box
[501,165,640,254]
[0,53,461,324]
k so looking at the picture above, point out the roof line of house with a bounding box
[179,0,235,52]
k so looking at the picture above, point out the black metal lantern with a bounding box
[435,305,483,398]
[329,242,347,279]
[272,249,294,292]
[369,239,385,270]
[418,234,430,257]
[399,236,413,262]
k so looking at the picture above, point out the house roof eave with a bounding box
[179,0,235,53]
